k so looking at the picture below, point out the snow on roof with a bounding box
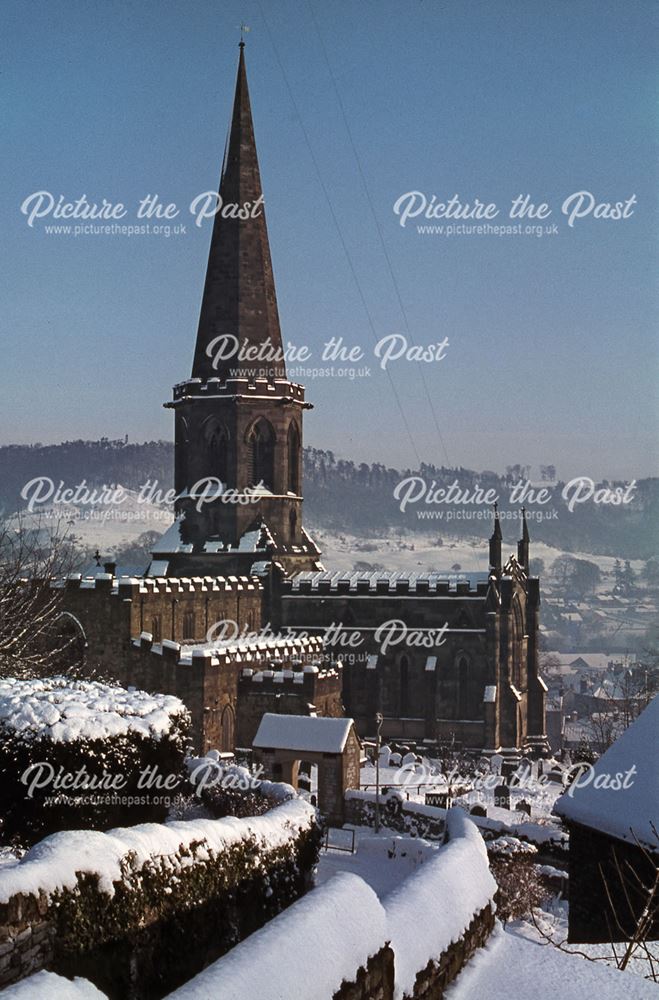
[0,677,186,743]
[166,872,384,1000]
[151,518,193,554]
[253,714,355,754]
[0,970,107,999]
[555,695,659,848]
[237,528,262,552]
[146,559,170,577]
[80,562,144,580]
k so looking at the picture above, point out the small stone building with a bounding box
[555,695,659,942]
[253,714,361,825]
[236,661,344,748]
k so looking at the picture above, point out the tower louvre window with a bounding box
[205,421,229,486]
[287,421,300,493]
[247,418,275,489]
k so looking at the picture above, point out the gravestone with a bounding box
[494,783,510,809]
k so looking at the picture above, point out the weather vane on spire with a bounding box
[238,23,251,45]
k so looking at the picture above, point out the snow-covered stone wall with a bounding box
[162,809,497,1000]
[0,798,320,995]
[386,809,497,999]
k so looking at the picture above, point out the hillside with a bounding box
[0,439,656,560]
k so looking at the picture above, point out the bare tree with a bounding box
[0,514,83,679]
[584,667,659,752]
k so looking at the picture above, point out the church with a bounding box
[60,43,548,757]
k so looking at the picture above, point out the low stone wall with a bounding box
[0,896,54,989]
[333,946,395,1000]
[0,797,319,998]
[406,904,496,997]
[344,789,446,840]
[164,808,497,1000]
[344,789,568,858]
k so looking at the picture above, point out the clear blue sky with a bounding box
[2,0,657,479]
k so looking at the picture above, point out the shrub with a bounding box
[0,676,191,844]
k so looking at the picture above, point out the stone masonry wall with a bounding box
[332,945,395,1000]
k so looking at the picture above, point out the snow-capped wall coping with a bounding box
[344,789,568,849]
[0,798,315,904]
[0,677,186,743]
[554,694,659,849]
[0,970,107,999]
[165,872,385,1000]
[386,809,497,1000]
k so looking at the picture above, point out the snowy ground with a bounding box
[360,759,565,832]
[445,920,659,1000]
[316,822,656,998]
[316,828,437,900]
[526,897,659,985]
[6,490,172,554]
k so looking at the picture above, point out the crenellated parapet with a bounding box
[59,572,262,597]
[168,377,309,407]
[284,570,490,598]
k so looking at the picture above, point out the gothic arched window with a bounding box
[247,418,275,489]
[511,598,525,687]
[182,611,196,640]
[399,655,409,717]
[205,420,229,486]
[456,652,478,719]
[287,422,300,494]
[289,507,298,542]
[177,416,189,489]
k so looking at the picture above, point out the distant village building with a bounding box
[59,44,547,756]
[555,695,659,942]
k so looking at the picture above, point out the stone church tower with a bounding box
[157,44,322,577]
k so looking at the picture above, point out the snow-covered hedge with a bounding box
[386,808,497,1000]
[0,799,320,997]
[0,676,191,842]
[166,872,386,1000]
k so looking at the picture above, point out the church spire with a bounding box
[192,43,285,381]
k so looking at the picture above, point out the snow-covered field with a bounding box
[4,495,642,578]
[6,489,172,554]
[308,525,645,578]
